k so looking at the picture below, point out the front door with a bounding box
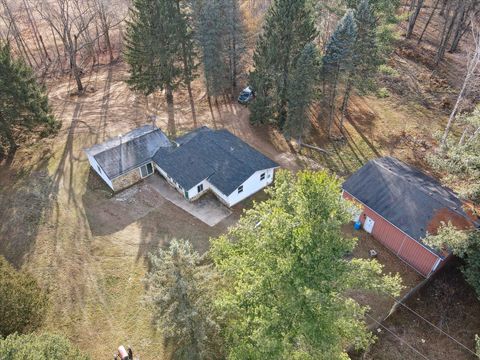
[364,216,375,234]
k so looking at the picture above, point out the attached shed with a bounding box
[342,157,478,277]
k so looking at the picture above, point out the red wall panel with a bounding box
[343,191,441,277]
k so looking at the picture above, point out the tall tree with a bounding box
[175,0,198,126]
[322,9,357,136]
[406,0,424,39]
[339,0,379,131]
[0,333,89,360]
[0,256,48,337]
[125,0,184,136]
[249,0,317,128]
[284,42,318,142]
[194,0,229,102]
[441,21,480,147]
[0,43,58,157]
[145,239,223,360]
[211,170,402,359]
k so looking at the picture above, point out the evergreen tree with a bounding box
[194,0,229,100]
[0,43,57,157]
[322,9,357,136]
[0,333,89,360]
[285,43,319,142]
[249,0,317,128]
[211,170,402,359]
[0,256,48,337]
[339,0,379,131]
[125,0,184,136]
[175,0,199,127]
[145,239,223,360]
[223,0,246,97]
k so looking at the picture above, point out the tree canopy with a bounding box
[211,170,402,359]
[0,43,57,156]
[0,256,48,337]
[145,239,223,360]
[0,333,89,360]
[249,0,317,128]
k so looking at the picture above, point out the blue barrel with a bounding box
[354,221,362,230]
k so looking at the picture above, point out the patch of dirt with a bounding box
[359,265,480,360]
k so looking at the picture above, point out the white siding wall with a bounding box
[226,168,275,207]
[86,154,114,190]
[154,164,188,197]
[187,179,211,200]
[155,163,276,207]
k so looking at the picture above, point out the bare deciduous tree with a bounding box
[441,19,480,147]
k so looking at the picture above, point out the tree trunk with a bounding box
[175,0,197,127]
[435,1,459,65]
[339,81,353,133]
[166,85,176,137]
[328,68,340,137]
[448,2,469,53]
[439,0,448,16]
[71,35,84,92]
[441,72,469,147]
[406,0,425,39]
[418,0,440,44]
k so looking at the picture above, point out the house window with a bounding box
[197,184,204,193]
[260,172,265,181]
[140,163,153,177]
[238,185,243,194]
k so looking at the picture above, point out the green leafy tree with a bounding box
[0,256,48,337]
[425,223,480,298]
[0,333,89,360]
[249,0,317,128]
[339,0,379,131]
[0,43,58,156]
[125,0,185,136]
[145,239,223,360]
[284,42,319,142]
[211,170,402,359]
[322,9,357,136]
[345,0,400,21]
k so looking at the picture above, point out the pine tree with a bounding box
[322,9,357,136]
[339,0,379,130]
[124,0,184,136]
[175,0,199,127]
[0,43,57,157]
[285,43,319,143]
[249,0,317,128]
[145,239,223,360]
[194,0,229,100]
[223,0,246,97]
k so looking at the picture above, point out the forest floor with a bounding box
[1,3,480,358]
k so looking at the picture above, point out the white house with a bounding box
[84,125,279,207]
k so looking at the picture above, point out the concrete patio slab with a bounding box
[144,175,232,227]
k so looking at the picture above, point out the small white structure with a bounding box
[84,125,279,207]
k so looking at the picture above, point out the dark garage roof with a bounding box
[342,157,475,256]
[153,127,279,194]
[85,125,172,179]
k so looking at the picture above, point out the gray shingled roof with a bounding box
[85,125,172,179]
[342,157,475,256]
[153,127,279,194]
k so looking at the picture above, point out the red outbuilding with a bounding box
[342,157,479,277]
